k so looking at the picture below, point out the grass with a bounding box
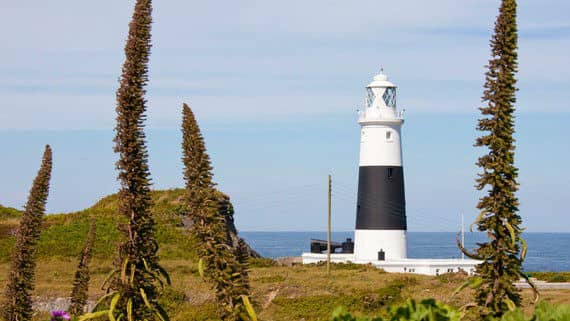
[0,205,22,220]
[1,190,570,320]
[529,272,570,283]
[0,259,566,321]
[0,189,193,263]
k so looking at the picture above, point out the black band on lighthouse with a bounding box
[355,166,407,230]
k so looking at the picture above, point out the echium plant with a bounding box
[194,193,254,321]
[457,0,537,318]
[82,0,170,320]
[181,103,214,221]
[68,220,97,316]
[1,146,52,321]
[181,104,254,320]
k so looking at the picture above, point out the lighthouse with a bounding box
[353,70,407,261]
[302,69,480,276]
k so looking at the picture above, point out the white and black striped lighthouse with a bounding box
[354,70,407,262]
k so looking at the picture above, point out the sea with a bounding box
[240,232,570,272]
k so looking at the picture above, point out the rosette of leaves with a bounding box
[80,257,170,321]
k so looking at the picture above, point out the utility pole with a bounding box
[461,212,465,260]
[327,174,332,276]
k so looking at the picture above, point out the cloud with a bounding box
[0,1,568,130]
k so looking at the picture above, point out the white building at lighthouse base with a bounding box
[301,253,481,276]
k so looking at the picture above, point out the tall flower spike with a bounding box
[2,145,52,321]
[459,0,530,318]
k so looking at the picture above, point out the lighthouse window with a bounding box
[382,87,397,108]
[386,131,392,140]
[366,88,376,107]
[387,168,393,180]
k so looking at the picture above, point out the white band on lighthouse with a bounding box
[354,230,407,261]
[359,124,403,167]
[354,70,408,262]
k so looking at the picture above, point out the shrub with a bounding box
[332,299,460,321]
[528,272,570,283]
[331,299,570,321]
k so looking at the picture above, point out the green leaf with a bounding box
[108,293,121,321]
[470,211,485,232]
[120,258,129,283]
[142,258,151,272]
[140,288,153,309]
[198,258,205,278]
[520,237,528,261]
[92,291,117,312]
[156,264,172,285]
[127,298,133,321]
[518,271,540,303]
[505,298,516,311]
[129,264,136,286]
[504,220,517,248]
[78,311,108,321]
[241,295,258,321]
[154,304,171,321]
[469,277,483,289]
[452,277,482,297]
[101,270,117,290]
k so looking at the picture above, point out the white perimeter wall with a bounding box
[301,253,480,276]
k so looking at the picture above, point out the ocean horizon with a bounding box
[240,231,570,272]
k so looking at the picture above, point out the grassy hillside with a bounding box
[0,259,564,321]
[0,205,22,220]
[0,189,194,262]
[1,191,569,320]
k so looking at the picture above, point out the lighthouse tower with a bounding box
[302,70,480,275]
[354,70,407,262]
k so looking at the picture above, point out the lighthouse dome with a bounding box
[367,70,396,89]
[364,69,398,112]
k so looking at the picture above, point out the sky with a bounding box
[0,1,569,232]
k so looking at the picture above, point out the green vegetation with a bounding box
[459,0,531,318]
[0,205,22,220]
[332,300,570,321]
[1,0,568,320]
[332,299,461,321]
[0,189,194,263]
[0,231,568,321]
[181,103,214,222]
[87,0,171,320]
[529,272,570,283]
[273,278,410,320]
[182,103,253,320]
[68,220,96,316]
[2,146,52,321]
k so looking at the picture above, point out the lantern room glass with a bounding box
[366,88,376,108]
[382,87,397,108]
